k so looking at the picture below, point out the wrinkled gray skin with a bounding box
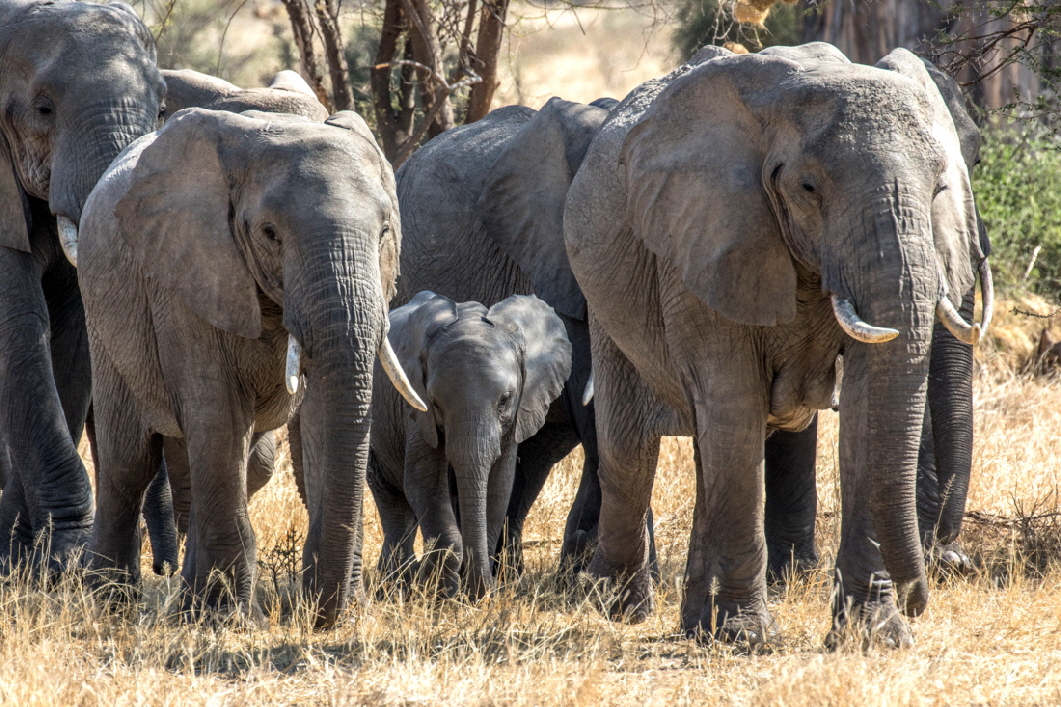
[0,0,164,569]
[765,53,988,582]
[395,96,654,578]
[564,44,987,648]
[162,68,328,121]
[137,68,328,576]
[368,292,571,598]
[79,107,405,627]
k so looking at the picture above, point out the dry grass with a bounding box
[11,359,1059,705]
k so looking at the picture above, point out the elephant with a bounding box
[162,68,328,122]
[0,0,164,569]
[368,291,572,598]
[393,96,663,578]
[562,43,990,648]
[77,107,425,626]
[762,52,992,582]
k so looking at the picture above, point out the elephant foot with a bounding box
[825,597,914,651]
[766,542,820,585]
[927,542,972,578]
[558,528,596,582]
[178,589,264,627]
[688,606,781,650]
[585,553,654,624]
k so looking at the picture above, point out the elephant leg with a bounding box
[405,441,461,598]
[0,244,92,571]
[763,417,820,583]
[683,397,775,646]
[163,437,191,536]
[86,356,163,590]
[246,431,276,499]
[181,416,256,618]
[288,414,307,508]
[141,462,179,576]
[367,452,418,586]
[496,420,579,575]
[585,332,660,624]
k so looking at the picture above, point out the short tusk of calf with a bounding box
[936,296,981,346]
[286,335,302,395]
[979,258,994,337]
[56,216,78,267]
[379,336,428,411]
[830,295,899,344]
[582,370,594,406]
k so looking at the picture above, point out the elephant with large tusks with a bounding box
[368,291,572,599]
[564,43,990,648]
[78,107,423,627]
[0,0,165,571]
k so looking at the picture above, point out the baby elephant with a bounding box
[369,291,571,599]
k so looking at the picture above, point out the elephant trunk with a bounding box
[286,232,385,628]
[834,197,934,618]
[49,100,157,227]
[923,288,975,545]
[448,414,502,601]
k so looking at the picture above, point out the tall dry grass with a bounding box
[8,362,1059,705]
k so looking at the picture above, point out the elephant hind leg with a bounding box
[764,418,820,584]
[367,453,418,592]
[584,329,661,625]
[246,431,276,499]
[86,356,163,591]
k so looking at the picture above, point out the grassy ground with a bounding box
[1,298,1056,705]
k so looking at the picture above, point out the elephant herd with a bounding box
[0,0,992,649]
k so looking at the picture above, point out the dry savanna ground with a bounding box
[0,295,1055,705]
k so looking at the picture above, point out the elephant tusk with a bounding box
[830,295,899,344]
[379,336,428,411]
[936,296,981,346]
[582,369,594,406]
[56,216,78,267]
[979,258,994,337]
[286,334,302,395]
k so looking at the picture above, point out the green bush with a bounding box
[974,124,1061,297]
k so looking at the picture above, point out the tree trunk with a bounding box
[314,0,354,111]
[280,0,332,110]
[372,0,417,162]
[400,0,455,137]
[465,0,510,123]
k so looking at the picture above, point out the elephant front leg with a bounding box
[405,440,461,598]
[764,417,820,583]
[367,453,418,592]
[683,394,776,646]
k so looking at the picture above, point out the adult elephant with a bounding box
[762,52,992,581]
[162,68,328,122]
[78,108,424,626]
[394,96,663,577]
[0,0,164,569]
[564,44,989,647]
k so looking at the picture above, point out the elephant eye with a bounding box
[33,98,54,119]
[263,224,279,242]
[498,391,511,412]
[158,103,166,121]
[801,183,816,193]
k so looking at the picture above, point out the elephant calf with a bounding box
[368,291,572,599]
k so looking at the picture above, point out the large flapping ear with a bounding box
[477,97,609,320]
[875,49,980,300]
[114,108,262,339]
[326,110,401,303]
[388,291,458,447]
[621,54,801,327]
[0,133,30,252]
[487,295,572,443]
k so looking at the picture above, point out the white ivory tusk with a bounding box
[978,259,994,337]
[286,334,302,395]
[830,295,899,344]
[582,369,594,406]
[378,336,428,411]
[936,296,981,346]
[56,216,78,267]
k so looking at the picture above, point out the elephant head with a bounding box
[0,0,164,261]
[388,291,571,598]
[106,107,422,626]
[618,46,986,621]
[162,68,328,122]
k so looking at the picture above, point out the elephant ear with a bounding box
[477,97,609,320]
[760,42,850,68]
[875,49,981,298]
[487,295,572,443]
[114,108,262,339]
[621,54,801,327]
[388,291,459,448]
[162,69,239,115]
[0,133,30,252]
